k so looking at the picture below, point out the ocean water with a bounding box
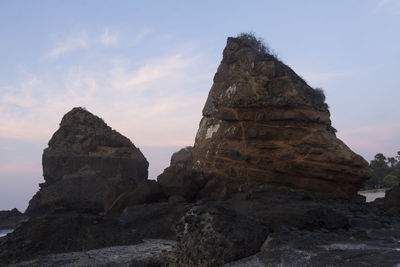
[359,191,386,202]
[0,229,13,238]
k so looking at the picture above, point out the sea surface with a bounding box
[358,190,387,202]
[0,229,13,238]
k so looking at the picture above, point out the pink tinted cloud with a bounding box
[338,123,400,160]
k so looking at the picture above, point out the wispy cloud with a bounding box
[47,33,88,58]
[0,49,212,146]
[131,28,153,45]
[1,73,40,108]
[100,28,117,46]
[338,123,400,160]
[376,0,400,14]
[292,65,353,87]
[110,54,197,92]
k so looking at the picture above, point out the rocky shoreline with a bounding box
[0,209,27,231]
[1,35,399,266]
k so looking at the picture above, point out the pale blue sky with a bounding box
[0,0,399,211]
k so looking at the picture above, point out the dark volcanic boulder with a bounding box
[187,36,370,197]
[26,107,148,216]
[384,185,400,215]
[174,203,268,266]
[157,146,205,202]
[0,211,142,264]
[119,202,192,240]
[105,180,166,217]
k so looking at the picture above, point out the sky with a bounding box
[0,0,399,211]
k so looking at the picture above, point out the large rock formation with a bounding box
[26,107,149,215]
[4,36,395,267]
[188,36,369,197]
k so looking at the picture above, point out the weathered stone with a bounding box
[8,239,176,267]
[103,180,137,213]
[157,147,206,201]
[224,229,400,267]
[0,209,27,229]
[105,180,165,217]
[168,195,187,203]
[170,146,193,167]
[26,107,148,216]
[157,166,200,201]
[189,37,370,197]
[384,185,400,215]
[175,203,268,266]
[119,202,192,240]
[0,211,143,264]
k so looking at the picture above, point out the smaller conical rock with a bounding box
[26,107,148,215]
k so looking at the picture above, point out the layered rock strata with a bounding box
[189,37,370,196]
[26,107,149,215]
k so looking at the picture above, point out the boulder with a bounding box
[26,107,148,216]
[174,203,268,266]
[157,147,204,201]
[188,36,370,197]
[158,167,202,202]
[170,146,193,167]
[105,180,166,217]
[0,211,142,264]
[384,185,400,215]
[119,202,192,240]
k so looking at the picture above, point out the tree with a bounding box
[383,174,399,187]
[366,151,400,189]
[388,157,398,167]
[369,153,390,187]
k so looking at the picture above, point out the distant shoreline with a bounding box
[358,188,390,194]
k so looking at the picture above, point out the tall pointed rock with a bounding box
[190,36,369,196]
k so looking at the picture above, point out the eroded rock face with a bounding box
[0,209,27,229]
[157,146,205,202]
[26,107,148,215]
[104,180,165,217]
[174,203,268,266]
[190,37,369,197]
[384,185,400,215]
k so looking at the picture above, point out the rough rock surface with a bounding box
[0,211,142,263]
[9,239,176,267]
[0,203,189,265]
[2,36,399,267]
[174,203,268,266]
[119,202,192,240]
[188,37,369,197]
[26,107,148,215]
[104,180,166,217]
[224,227,400,267]
[157,146,204,202]
[384,185,400,215]
[0,209,27,229]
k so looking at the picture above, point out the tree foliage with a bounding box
[237,32,269,54]
[366,151,400,188]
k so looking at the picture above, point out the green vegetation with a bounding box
[314,88,326,103]
[365,151,400,188]
[311,87,332,120]
[236,32,280,59]
[237,32,269,54]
